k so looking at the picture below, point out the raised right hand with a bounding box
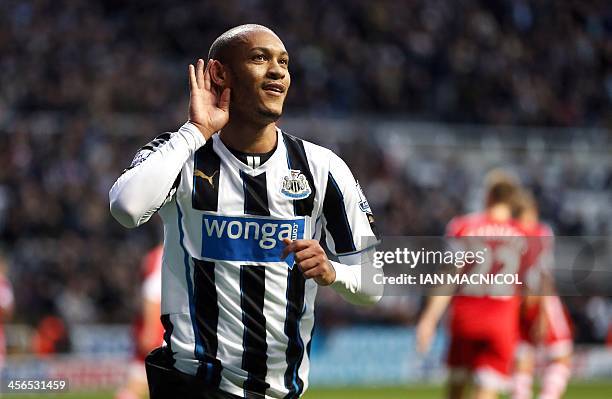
[188,59,231,139]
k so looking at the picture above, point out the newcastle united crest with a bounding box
[281,169,311,199]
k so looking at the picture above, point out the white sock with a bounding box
[512,371,533,399]
[538,363,571,399]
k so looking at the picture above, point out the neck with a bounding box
[487,204,511,222]
[520,214,538,230]
[219,115,278,153]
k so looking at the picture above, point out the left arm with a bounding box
[282,152,382,305]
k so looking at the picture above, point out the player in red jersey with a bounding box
[417,171,535,399]
[116,245,165,399]
[511,191,572,399]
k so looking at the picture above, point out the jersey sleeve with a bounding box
[109,122,205,228]
[141,247,163,302]
[445,216,465,237]
[322,152,380,257]
[523,225,555,293]
[322,153,382,305]
[142,266,162,303]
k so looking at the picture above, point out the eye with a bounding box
[279,58,289,66]
[252,54,267,62]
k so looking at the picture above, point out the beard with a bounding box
[229,87,285,125]
[257,107,282,122]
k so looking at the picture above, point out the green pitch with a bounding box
[5,382,612,398]
[306,382,612,398]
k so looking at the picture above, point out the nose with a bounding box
[266,59,286,80]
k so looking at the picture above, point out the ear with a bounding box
[210,60,229,87]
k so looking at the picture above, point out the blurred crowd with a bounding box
[2,0,612,126]
[0,0,611,351]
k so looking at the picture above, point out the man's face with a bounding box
[225,30,291,124]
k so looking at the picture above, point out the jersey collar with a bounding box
[212,128,286,174]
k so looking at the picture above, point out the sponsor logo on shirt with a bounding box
[194,169,218,188]
[280,169,311,200]
[201,214,305,267]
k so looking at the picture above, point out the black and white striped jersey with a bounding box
[110,122,381,398]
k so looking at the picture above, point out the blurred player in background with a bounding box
[512,191,573,399]
[116,244,164,399]
[416,171,535,399]
[0,254,14,370]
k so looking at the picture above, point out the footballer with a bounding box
[416,171,542,399]
[512,190,573,399]
[110,25,381,399]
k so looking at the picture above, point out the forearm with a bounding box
[140,299,162,351]
[330,249,383,305]
[109,122,205,228]
[420,295,452,325]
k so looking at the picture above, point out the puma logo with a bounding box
[194,169,218,188]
